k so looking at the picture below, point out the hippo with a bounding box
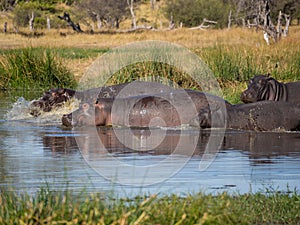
[62,90,231,127]
[191,101,300,131]
[29,81,175,116]
[29,88,76,116]
[241,74,300,104]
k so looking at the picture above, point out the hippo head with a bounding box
[240,74,272,103]
[62,98,113,127]
[62,103,95,127]
[29,88,76,116]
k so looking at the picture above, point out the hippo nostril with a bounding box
[82,103,90,110]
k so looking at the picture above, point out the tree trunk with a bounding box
[276,10,282,40]
[127,0,136,28]
[47,17,50,31]
[29,11,34,32]
[150,0,156,10]
[58,12,83,32]
[115,18,120,29]
[96,14,102,30]
[169,15,175,30]
[4,22,7,33]
[283,14,290,37]
[228,10,232,30]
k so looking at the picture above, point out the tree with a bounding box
[164,0,230,28]
[78,0,128,29]
[272,0,300,24]
[0,0,17,11]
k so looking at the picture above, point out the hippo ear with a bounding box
[258,78,267,85]
[266,73,270,77]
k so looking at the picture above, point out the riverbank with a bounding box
[0,187,299,224]
[1,27,299,103]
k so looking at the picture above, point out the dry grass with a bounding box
[0,27,267,50]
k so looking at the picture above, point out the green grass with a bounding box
[49,47,108,60]
[0,187,299,224]
[0,47,108,60]
[0,47,77,90]
[107,61,203,91]
[1,42,299,104]
[197,44,300,83]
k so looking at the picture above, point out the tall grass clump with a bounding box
[0,47,77,90]
[196,41,300,103]
[198,42,300,84]
[105,61,203,90]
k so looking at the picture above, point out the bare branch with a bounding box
[189,18,217,30]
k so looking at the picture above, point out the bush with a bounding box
[164,0,230,28]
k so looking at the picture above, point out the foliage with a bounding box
[13,1,57,28]
[0,0,17,11]
[228,0,300,26]
[77,0,130,29]
[3,0,300,30]
[0,48,77,90]
[271,0,300,22]
[0,187,300,224]
[164,0,231,28]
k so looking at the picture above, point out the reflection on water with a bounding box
[1,91,300,196]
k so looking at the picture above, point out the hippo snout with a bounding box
[240,91,254,103]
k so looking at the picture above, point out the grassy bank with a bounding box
[0,27,299,103]
[0,187,299,224]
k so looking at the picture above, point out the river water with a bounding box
[1,91,300,197]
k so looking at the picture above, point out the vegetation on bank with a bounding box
[0,29,299,103]
[0,47,77,90]
[0,187,299,224]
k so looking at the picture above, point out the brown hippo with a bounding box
[29,81,174,116]
[62,90,231,127]
[241,74,300,105]
[29,88,76,116]
[191,101,300,131]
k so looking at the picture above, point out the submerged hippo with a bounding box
[191,101,300,131]
[241,74,300,104]
[62,90,231,127]
[29,81,174,116]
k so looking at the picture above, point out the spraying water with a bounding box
[4,97,79,125]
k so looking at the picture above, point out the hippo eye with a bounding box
[95,100,98,104]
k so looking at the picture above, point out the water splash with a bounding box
[4,97,32,120]
[5,97,79,125]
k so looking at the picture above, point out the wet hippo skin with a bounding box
[29,81,175,117]
[62,90,231,127]
[29,88,76,116]
[191,101,300,131]
[241,74,300,105]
